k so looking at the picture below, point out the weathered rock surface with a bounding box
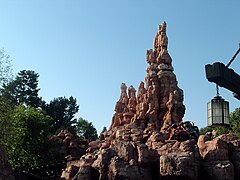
[60,22,240,180]
[197,134,240,180]
[51,129,88,161]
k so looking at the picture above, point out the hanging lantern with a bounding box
[205,45,240,127]
[207,91,230,127]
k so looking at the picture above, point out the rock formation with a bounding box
[50,130,89,161]
[60,22,240,180]
[110,21,185,139]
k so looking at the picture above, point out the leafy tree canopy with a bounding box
[1,70,43,108]
[0,48,13,87]
[0,52,86,177]
[44,96,79,134]
[7,105,56,175]
[0,96,14,144]
[229,108,240,137]
[76,118,98,141]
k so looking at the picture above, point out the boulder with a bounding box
[202,161,234,180]
[110,141,137,162]
[160,152,199,180]
[198,135,228,161]
[108,156,152,180]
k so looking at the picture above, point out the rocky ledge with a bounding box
[61,133,240,180]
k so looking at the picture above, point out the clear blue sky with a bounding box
[0,0,239,133]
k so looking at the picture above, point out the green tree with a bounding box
[76,118,98,141]
[0,96,14,144]
[0,49,14,142]
[7,105,62,177]
[229,108,240,137]
[1,70,43,108]
[44,96,79,134]
[0,48,13,87]
[199,126,213,135]
[199,126,229,137]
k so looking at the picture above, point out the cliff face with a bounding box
[60,22,240,180]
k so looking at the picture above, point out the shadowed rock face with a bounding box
[60,23,240,180]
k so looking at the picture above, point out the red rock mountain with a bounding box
[60,22,240,180]
[109,21,185,140]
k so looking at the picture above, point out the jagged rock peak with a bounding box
[154,21,168,57]
[147,22,173,72]
[109,22,185,139]
[157,22,167,45]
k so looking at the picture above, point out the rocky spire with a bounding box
[109,22,185,138]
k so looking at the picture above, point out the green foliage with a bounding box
[5,105,65,177]
[215,127,229,136]
[0,50,13,140]
[7,105,54,173]
[199,126,213,135]
[76,118,98,141]
[0,47,89,178]
[229,108,240,138]
[44,96,79,134]
[0,66,97,177]
[199,126,228,136]
[1,70,43,108]
[0,96,14,144]
[0,48,13,87]
[0,80,19,106]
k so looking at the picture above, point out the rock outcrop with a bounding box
[198,134,240,180]
[60,22,240,180]
[50,130,89,161]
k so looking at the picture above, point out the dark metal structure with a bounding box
[205,46,240,100]
[205,62,240,100]
[205,45,239,127]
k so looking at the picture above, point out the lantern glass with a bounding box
[207,96,230,127]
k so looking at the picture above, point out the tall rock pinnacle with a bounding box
[110,22,185,139]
